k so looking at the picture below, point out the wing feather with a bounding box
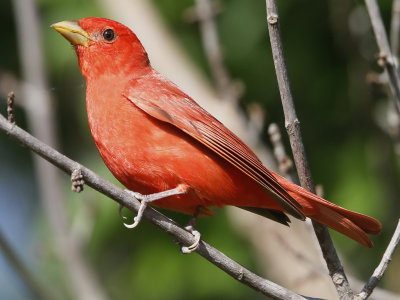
[124,74,305,220]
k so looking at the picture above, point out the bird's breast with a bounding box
[86,81,178,191]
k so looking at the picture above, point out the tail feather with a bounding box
[311,202,373,247]
[273,172,382,247]
[292,185,381,235]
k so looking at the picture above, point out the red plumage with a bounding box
[53,17,381,247]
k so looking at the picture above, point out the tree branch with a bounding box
[355,219,400,300]
[374,0,400,162]
[390,0,400,57]
[0,112,324,300]
[365,0,400,113]
[264,1,353,299]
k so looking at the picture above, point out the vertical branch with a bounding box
[390,0,400,57]
[12,0,107,299]
[265,3,312,191]
[365,0,400,113]
[264,1,353,299]
[194,1,339,297]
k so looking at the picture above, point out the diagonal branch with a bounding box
[0,112,323,300]
[355,219,400,300]
[264,1,353,299]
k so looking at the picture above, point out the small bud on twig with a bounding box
[71,168,85,193]
[377,52,388,68]
[7,91,15,124]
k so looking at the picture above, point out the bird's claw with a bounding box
[119,206,145,229]
[119,190,149,229]
[181,225,201,254]
[123,215,141,229]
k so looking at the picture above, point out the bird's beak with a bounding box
[51,20,91,47]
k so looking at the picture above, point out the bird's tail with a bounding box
[273,172,382,247]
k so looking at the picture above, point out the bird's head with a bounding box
[52,17,150,78]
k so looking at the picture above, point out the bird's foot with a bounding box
[180,206,203,254]
[119,184,190,229]
[181,225,201,254]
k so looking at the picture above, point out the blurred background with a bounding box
[0,0,399,299]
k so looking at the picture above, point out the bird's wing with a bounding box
[124,74,305,220]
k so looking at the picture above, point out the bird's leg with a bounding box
[119,184,190,229]
[181,206,203,254]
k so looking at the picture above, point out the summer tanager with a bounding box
[52,17,381,247]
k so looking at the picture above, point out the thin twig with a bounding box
[355,219,400,300]
[0,113,322,300]
[390,0,400,57]
[365,0,400,113]
[0,230,54,300]
[264,1,353,299]
[388,0,400,161]
[267,123,296,182]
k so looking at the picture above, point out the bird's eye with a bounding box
[102,28,115,41]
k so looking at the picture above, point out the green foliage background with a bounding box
[0,0,399,299]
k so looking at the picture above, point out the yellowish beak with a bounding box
[51,20,91,47]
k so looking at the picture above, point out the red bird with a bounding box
[52,17,381,249]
